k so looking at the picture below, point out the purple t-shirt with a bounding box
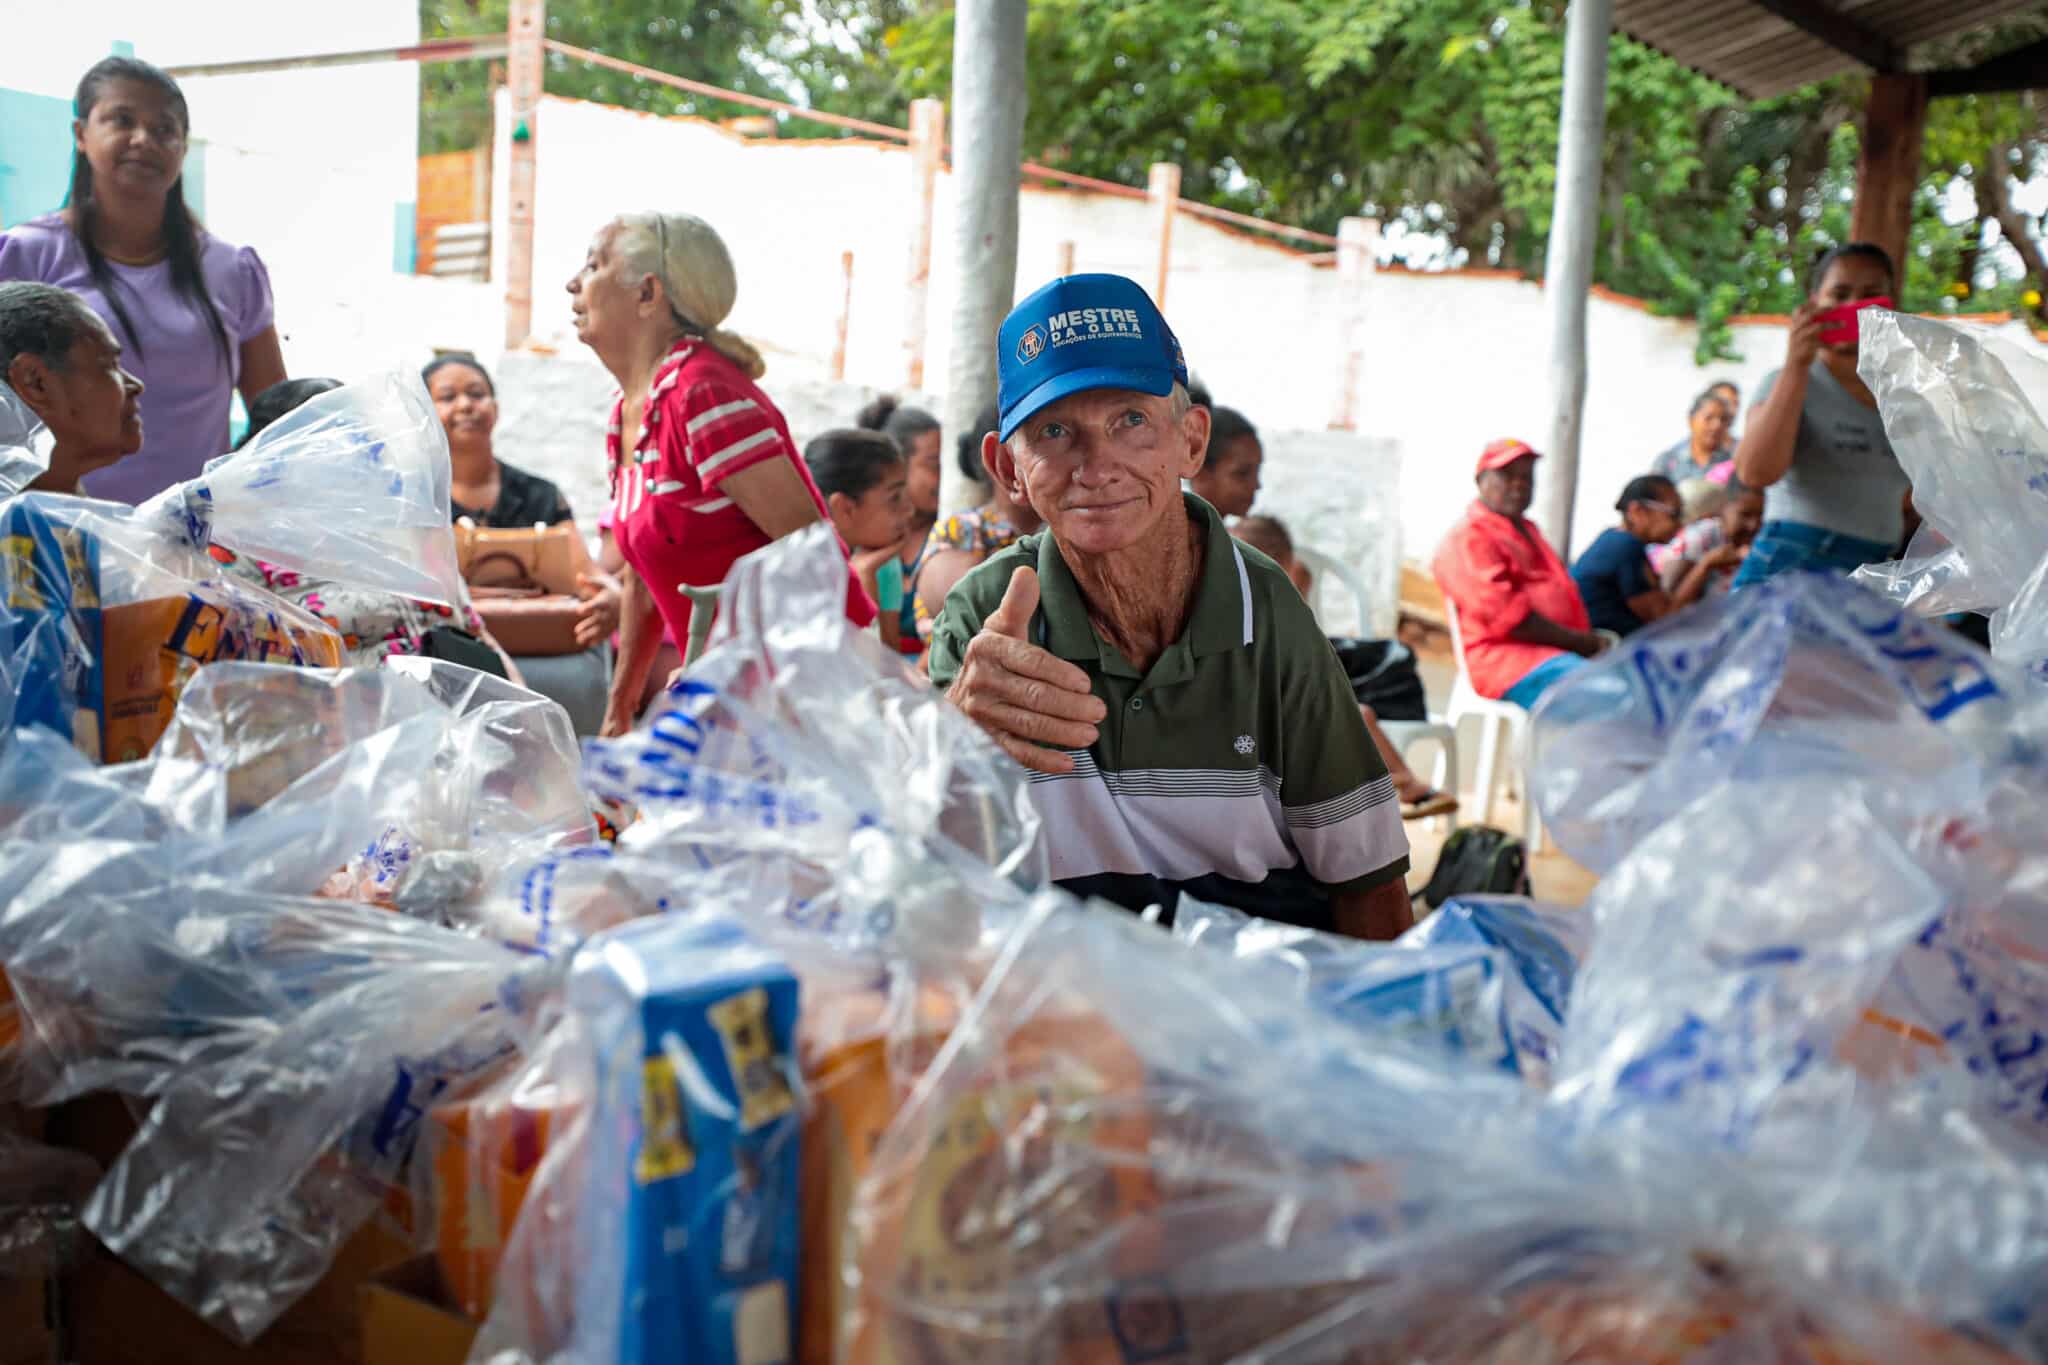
[0,214,274,504]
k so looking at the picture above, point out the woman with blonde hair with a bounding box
[567,210,873,736]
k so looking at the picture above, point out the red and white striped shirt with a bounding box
[606,338,874,645]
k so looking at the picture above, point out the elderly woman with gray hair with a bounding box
[567,210,874,736]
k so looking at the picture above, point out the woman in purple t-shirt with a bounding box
[0,56,285,504]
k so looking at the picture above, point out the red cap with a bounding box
[1476,438,1540,473]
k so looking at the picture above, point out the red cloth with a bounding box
[607,339,876,646]
[1433,500,1590,700]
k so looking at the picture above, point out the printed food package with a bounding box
[0,495,341,763]
[847,895,1519,1365]
[426,1067,571,1320]
[566,912,804,1365]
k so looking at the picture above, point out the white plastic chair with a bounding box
[1443,597,1543,850]
[1299,545,1460,830]
[1295,544,1371,636]
[1380,718,1460,830]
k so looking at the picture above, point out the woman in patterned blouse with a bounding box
[911,404,1044,641]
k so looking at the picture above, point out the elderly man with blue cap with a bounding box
[928,274,1412,939]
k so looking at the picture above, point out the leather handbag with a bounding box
[455,520,594,597]
[470,586,587,658]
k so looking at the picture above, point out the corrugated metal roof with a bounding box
[1614,0,2044,98]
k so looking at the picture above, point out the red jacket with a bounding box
[1433,500,1589,699]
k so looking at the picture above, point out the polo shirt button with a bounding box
[1130,697,1144,711]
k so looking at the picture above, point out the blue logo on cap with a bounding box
[995,274,1190,442]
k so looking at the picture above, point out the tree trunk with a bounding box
[1986,143,2048,324]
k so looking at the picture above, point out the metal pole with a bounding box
[503,0,545,349]
[1056,239,1076,278]
[939,0,1027,514]
[833,251,854,382]
[1147,162,1181,308]
[1536,0,1613,558]
[1328,216,1378,432]
[902,98,946,391]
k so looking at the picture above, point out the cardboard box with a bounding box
[0,1270,53,1365]
[358,1256,479,1365]
[60,1211,409,1365]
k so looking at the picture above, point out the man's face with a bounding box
[992,389,1209,558]
[9,314,144,460]
[1477,454,1537,519]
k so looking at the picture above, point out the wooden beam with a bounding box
[1850,73,1929,277]
[1328,217,1377,433]
[1927,38,2048,98]
[901,98,945,391]
[1749,0,1900,72]
[163,35,508,79]
[1147,163,1181,308]
[503,0,544,349]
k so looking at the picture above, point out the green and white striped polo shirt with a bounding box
[929,495,1408,923]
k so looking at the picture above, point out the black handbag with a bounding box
[417,626,510,679]
[1328,638,1427,722]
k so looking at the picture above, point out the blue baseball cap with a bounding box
[997,274,1189,441]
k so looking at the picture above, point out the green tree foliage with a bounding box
[418,0,807,154]
[419,0,2048,357]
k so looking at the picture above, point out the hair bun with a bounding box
[857,394,901,432]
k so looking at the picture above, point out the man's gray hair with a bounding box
[0,283,98,376]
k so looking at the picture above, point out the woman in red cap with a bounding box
[1433,439,1607,709]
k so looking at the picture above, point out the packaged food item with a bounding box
[426,1068,569,1320]
[567,912,803,1365]
[1177,894,1584,1084]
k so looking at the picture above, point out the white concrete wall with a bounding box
[494,94,2048,584]
[1,3,421,378]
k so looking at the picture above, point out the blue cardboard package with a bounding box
[571,913,803,1365]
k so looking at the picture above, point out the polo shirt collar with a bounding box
[1034,493,1254,670]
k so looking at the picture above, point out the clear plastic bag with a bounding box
[73,889,559,1343]
[1174,894,1580,1083]
[1852,312,2048,616]
[841,884,2048,1363]
[0,369,469,765]
[140,367,463,608]
[0,382,48,497]
[1528,570,2038,872]
[585,523,1046,891]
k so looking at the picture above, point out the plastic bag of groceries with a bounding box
[843,891,2048,1363]
[583,523,1046,890]
[0,660,589,1108]
[1529,572,2048,1153]
[473,729,1039,1362]
[0,383,48,497]
[67,888,557,1344]
[1528,571,2039,871]
[0,368,462,764]
[1851,312,2048,616]
[1174,893,1581,1083]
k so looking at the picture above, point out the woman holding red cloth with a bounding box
[1433,438,1608,710]
[569,211,874,737]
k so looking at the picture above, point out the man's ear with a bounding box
[982,431,1017,494]
[825,488,853,521]
[1178,400,1212,479]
